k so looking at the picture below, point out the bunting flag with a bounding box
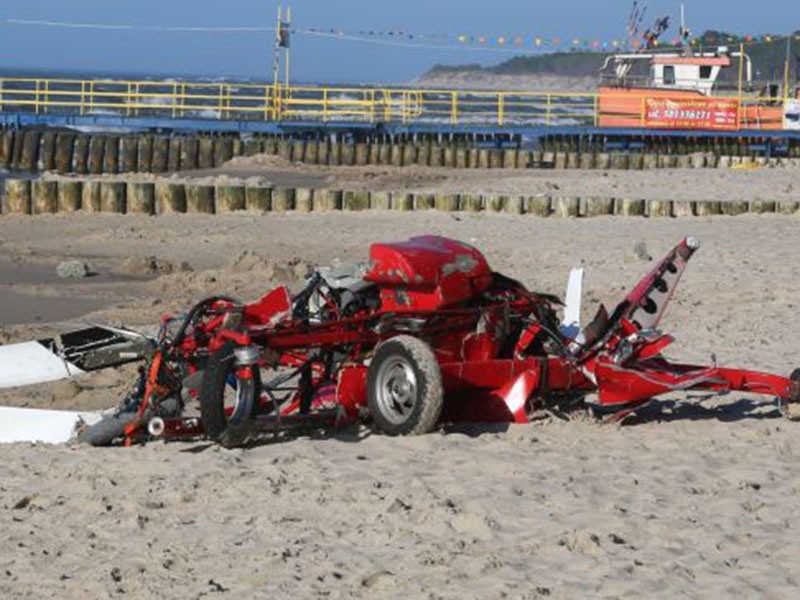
[300,26,800,53]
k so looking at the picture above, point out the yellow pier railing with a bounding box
[0,76,790,131]
[0,77,599,128]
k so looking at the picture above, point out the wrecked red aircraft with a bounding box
[2,236,798,447]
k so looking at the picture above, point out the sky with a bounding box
[0,1,793,83]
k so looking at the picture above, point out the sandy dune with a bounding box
[1,211,800,598]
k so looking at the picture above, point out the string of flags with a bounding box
[3,18,798,53]
[298,27,800,52]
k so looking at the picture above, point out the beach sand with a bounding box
[1,210,799,598]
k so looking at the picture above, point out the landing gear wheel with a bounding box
[780,369,800,421]
[367,336,443,436]
[200,343,260,448]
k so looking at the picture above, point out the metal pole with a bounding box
[738,42,744,102]
[784,36,791,102]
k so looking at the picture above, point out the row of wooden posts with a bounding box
[2,129,800,175]
[2,177,798,218]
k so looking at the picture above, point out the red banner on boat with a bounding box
[645,98,740,130]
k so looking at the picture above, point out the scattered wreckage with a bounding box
[1,235,798,447]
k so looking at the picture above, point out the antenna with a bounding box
[679,3,692,55]
[271,5,292,119]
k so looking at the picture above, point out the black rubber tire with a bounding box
[367,335,443,436]
[78,412,139,447]
[199,343,259,448]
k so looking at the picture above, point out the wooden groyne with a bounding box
[2,177,798,218]
[1,129,799,175]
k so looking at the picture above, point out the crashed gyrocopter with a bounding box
[1,235,798,447]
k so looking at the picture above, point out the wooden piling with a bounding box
[614,198,646,216]
[486,195,506,212]
[460,194,483,212]
[341,144,355,166]
[185,185,215,214]
[344,190,371,211]
[647,200,672,218]
[180,137,199,171]
[32,180,58,214]
[4,179,31,214]
[57,181,82,213]
[582,197,615,217]
[720,201,749,216]
[245,187,271,212]
[82,181,102,213]
[609,154,629,170]
[415,193,436,210]
[197,138,214,169]
[371,190,391,210]
[103,136,120,174]
[100,182,127,213]
[19,131,40,171]
[435,194,459,212]
[167,138,182,172]
[137,136,153,173]
[87,136,106,175]
[552,197,580,218]
[213,138,233,167]
[416,144,430,167]
[695,201,722,216]
[527,196,551,217]
[393,192,414,211]
[295,188,313,212]
[127,182,156,215]
[38,132,57,171]
[313,189,342,212]
[671,201,695,218]
[215,185,246,213]
[151,137,169,173]
[272,187,295,212]
[0,130,13,169]
[402,144,417,167]
[72,135,90,174]
[120,137,139,173]
[156,182,187,214]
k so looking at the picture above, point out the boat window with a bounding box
[663,66,676,85]
[700,66,713,79]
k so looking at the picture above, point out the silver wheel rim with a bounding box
[375,356,418,425]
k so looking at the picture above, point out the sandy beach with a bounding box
[1,209,800,598]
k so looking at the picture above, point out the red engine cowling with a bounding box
[364,236,493,312]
